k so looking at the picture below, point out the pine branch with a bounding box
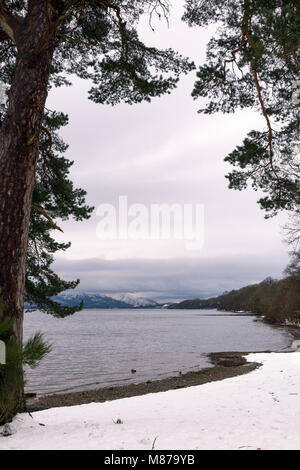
[95,0,129,66]
[32,203,64,233]
[224,0,281,183]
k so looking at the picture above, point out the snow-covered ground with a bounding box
[1,352,299,450]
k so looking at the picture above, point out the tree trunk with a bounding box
[0,2,60,413]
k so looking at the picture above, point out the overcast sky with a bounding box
[46,3,289,302]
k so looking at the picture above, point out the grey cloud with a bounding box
[54,254,288,303]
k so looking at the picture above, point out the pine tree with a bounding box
[183,0,300,217]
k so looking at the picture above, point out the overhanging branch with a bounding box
[95,0,129,65]
[224,0,281,182]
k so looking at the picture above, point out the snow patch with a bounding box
[110,293,158,307]
[1,352,300,450]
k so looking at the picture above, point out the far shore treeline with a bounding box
[169,276,300,326]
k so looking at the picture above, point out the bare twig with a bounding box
[151,436,158,450]
[149,0,170,30]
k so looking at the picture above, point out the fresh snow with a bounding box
[55,291,158,307]
[1,352,299,450]
[111,293,158,307]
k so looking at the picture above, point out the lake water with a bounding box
[23,309,292,395]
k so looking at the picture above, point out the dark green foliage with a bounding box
[22,332,52,369]
[25,109,92,316]
[0,337,24,426]
[88,31,194,105]
[184,0,300,217]
[168,297,220,309]
[0,106,86,317]
[0,2,194,105]
[49,1,195,105]
[0,293,52,424]
[170,276,300,324]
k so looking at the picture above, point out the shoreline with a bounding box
[8,351,300,450]
[26,321,300,413]
[27,351,261,412]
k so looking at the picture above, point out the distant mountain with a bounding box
[49,292,160,309]
[111,293,159,308]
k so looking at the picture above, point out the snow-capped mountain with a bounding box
[31,292,160,309]
[50,293,131,309]
[110,293,159,308]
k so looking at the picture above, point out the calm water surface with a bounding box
[24,309,292,395]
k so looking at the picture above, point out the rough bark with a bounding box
[0,2,60,342]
